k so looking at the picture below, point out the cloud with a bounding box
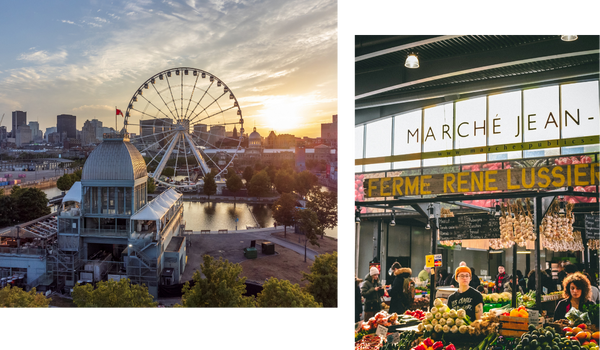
[17,50,68,64]
[0,93,22,111]
[72,105,114,112]
[1,0,337,136]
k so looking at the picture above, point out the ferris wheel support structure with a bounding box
[123,67,245,188]
[152,129,180,181]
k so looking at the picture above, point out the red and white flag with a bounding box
[116,108,124,117]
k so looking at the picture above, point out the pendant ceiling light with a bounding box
[561,35,578,42]
[405,53,419,69]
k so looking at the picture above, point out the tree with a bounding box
[242,166,254,186]
[247,170,271,197]
[147,177,156,194]
[225,172,243,201]
[56,173,75,191]
[272,193,299,237]
[306,188,337,238]
[0,286,51,307]
[256,277,321,307]
[72,278,157,307]
[264,165,277,184]
[72,169,82,181]
[0,194,14,227]
[12,187,50,223]
[294,208,322,262]
[180,255,254,307]
[302,252,337,307]
[161,167,175,177]
[203,173,217,200]
[274,169,295,194]
[295,170,318,198]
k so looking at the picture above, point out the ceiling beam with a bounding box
[352,62,600,113]
[352,36,600,100]
[355,35,463,62]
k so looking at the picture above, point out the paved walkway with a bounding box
[161,228,320,306]
[186,226,319,261]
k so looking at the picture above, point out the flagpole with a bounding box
[115,106,117,133]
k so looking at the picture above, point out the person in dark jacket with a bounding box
[469,267,481,289]
[543,269,556,293]
[387,261,401,287]
[527,269,555,294]
[554,272,594,321]
[516,270,527,292]
[526,269,536,292]
[504,275,524,294]
[389,266,412,315]
[356,277,363,322]
[361,267,384,320]
[494,265,507,293]
[438,269,449,287]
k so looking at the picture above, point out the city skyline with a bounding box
[0,0,337,138]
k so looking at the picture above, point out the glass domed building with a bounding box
[56,132,187,298]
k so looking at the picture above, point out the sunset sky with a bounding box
[0,0,337,138]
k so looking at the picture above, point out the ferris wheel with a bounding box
[124,67,244,188]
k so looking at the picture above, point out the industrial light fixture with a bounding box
[425,222,431,230]
[428,203,435,219]
[355,207,361,223]
[489,250,504,254]
[517,251,531,254]
[390,209,396,227]
[561,35,578,42]
[404,53,419,69]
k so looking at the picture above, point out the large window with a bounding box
[355,80,600,172]
[108,187,116,214]
[117,187,124,215]
[90,187,97,213]
[125,187,132,215]
[364,118,392,172]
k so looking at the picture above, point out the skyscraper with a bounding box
[57,114,77,141]
[29,121,40,141]
[12,111,27,136]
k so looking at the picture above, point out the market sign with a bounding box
[439,214,501,240]
[425,254,442,268]
[364,162,599,197]
[585,214,599,239]
[356,81,600,166]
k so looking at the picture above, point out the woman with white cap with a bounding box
[361,266,384,320]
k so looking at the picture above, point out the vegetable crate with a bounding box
[499,315,528,337]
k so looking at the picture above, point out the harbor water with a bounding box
[43,186,337,238]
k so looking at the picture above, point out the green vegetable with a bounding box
[581,303,599,325]
[476,333,497,350]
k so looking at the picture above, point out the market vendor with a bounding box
[553,272,594,321]
[494,265,507,293]
[447,266,484,321]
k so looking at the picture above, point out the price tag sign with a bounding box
[426,255,435,268]
[434,254,442,267]
[391,332,400,344]
[528,309,540,326]
[376,325,388,338]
